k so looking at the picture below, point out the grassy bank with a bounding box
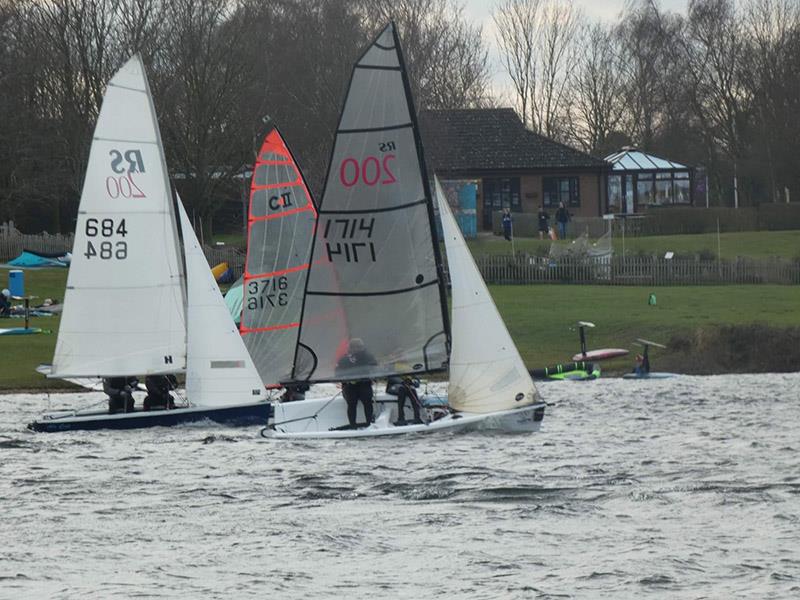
[467,229,800,259]
[2,267,798,389]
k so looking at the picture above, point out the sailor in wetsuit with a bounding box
[335,338,377,428]
[104,376,137,413]
[143,375,177,410]
[386,376,423,425]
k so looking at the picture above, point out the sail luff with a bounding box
[390,23,452,354]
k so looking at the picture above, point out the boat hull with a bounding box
[264,394,545,439]
[28,402,271,433]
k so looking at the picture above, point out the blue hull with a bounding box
[28,402,272,433]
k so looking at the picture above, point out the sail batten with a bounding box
[292,22,449,383]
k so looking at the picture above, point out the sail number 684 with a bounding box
[84,218,128,260]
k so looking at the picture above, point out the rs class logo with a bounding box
[109,149,145,173]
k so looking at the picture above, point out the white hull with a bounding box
[263,393,545,439]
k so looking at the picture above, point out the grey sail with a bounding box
[293,22,449,383]
[241,128,317,386]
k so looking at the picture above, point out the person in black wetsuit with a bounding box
[387,376,423,425]
[143,375,177,410]
[335,338,377,428]
[104,376,137,413]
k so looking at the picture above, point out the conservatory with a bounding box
[605,147,693,214]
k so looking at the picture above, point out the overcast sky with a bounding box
[459,0,690,100]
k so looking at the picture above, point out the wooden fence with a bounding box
[0,228,74,261]
[475,255,800,285]
[4,228,797,285]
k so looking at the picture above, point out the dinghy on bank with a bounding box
[262,23,545,438]
[29,56,267,432]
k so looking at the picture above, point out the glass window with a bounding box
[637,177,655,205]
[543,176,580,208]
[674,171,690,179]
[607,175,622,213]
[674,178,691,203]
[655,179,672,204]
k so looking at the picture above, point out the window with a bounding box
[607,175,622,212]
[482,177,520,230]
[543,176,579,208]
[637,174,655,206]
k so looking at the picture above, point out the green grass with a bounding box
[0,268,73,390]
[467,230,800,259]
[495,284,800,373]
[2,266,798,389]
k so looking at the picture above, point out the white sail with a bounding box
[178,198,264,407]
[51,55,186,378]
[294,22,449,383]
[434,177,540,413]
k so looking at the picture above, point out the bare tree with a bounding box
[531,0,581,139]
[565,23,627,155]
[493,0,541,128]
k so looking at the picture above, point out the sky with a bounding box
[459,0,690,100]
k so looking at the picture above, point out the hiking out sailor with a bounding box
[386,376,423,425]
[335,338,377,428]
[143,375,176,410]
[104,376,137,413]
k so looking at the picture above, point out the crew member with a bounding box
[104,376,137,413]
[143,375,176,410]
[335,338,377,428]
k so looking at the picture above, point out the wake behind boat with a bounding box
[29,56,268,432]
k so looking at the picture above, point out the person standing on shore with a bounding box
[537,205,549,240]
[501,208,513,242]
[555,202,570,240]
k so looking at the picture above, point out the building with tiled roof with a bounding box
[419,108,610,232]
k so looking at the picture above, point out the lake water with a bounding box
[1,374,799,599]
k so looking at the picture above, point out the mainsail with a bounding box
[240,128,317,385]
[178,197,264,407]
[51,55,186,378]
[434,177,540,413]
[293,22,450,383]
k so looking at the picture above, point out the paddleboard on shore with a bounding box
[572,348,629,362]
[622,371,677,380]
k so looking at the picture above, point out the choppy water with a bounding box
[1,374,799,599]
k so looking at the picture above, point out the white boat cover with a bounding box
[294,22,449,383]
[434,177,540,413]
[52,55,186,377]
[178,197,264,407]
[241,128,316,386]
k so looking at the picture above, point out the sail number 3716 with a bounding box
[84,218,128,260]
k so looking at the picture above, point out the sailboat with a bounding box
[261,23,546,438]
[28,55,268,432]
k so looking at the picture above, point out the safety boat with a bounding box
[260,23,545,439]
[28,56,268,432]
